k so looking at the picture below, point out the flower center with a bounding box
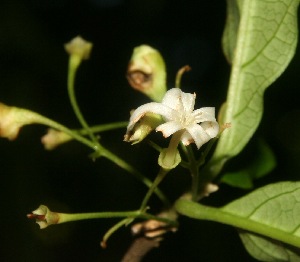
[177,111,194,127]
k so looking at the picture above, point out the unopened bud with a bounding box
[64,36,93,60]
[41,128,72,150]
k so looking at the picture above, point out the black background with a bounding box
[0,0,299,261]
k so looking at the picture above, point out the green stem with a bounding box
[58,209,178,248]
[59,210,141,223]
[139,168,169,211]
[37,115,97,150]
[67,55,98,144]
[139,131,185,209]
[58,210,176,226]
[175,65,191,89]
[100,148,170,207]
[186,146,199,201]
[77,121,128,135]
[36,115,168,204]
[175,199,300,248]
[147,140,162,152]
[65,57,168,202]
[195,137,219,199]
[101,218,130,248]
[196,137,218,167]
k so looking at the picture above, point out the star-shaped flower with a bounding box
[126,88,219,149]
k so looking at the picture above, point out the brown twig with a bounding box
[121,237,161,262]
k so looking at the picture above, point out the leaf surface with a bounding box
[239,231,300,261]
[208,0,299,176]
[175,181,300,260]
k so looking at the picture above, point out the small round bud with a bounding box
[158,148,181,170]
[64,36,93,60]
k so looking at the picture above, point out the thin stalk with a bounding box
[100,213,178,249]
[37,115,168,204]
[100,148,170,207]
[146,140,162,152]
[58,210,176,225]
[175,65,191,89]
[67,55,98,144]
[139,130,185,209]
[101,218,131,248]
[139,168,169,211]
[196,137,220,199]
[196,137,218,167]
[186,145,199,201]
[65,58,167,201]
[37,115,97,150]
[77,121,128,135]
[60,210,141,223]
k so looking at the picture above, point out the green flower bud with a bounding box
[64,36,93,60]
[127,45,167,102]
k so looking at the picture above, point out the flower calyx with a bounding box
[27,205,60,229]
[64,36,93,60]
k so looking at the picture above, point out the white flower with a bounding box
[126,88,219,149]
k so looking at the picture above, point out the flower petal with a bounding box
[192,107,216,123]
[156,121,183,138]
[180,131,194,146]
[181,91,195,114]
[161,88,182,110]
[36,221,48,229]
[186,124,211,149]
[200,121,219,138]
[127,102,173,132]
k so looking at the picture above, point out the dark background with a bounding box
[0,0,299,261]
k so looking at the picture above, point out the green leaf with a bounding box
[222,171,254,189]
[222,0,240,63]
[221,139,276,189]
[175,181,300,256]
[239,231,300,261]
[207,0,299,177]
